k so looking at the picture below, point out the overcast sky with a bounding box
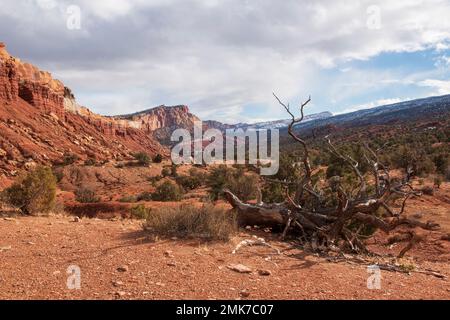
[1,0,450,123]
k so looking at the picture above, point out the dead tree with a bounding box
[224,94,440,255]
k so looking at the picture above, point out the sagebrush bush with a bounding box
[118,195,137,203]
[207,165,258,201]
[133,152,151,166]
[420,186,434,196]
[52,167,64,183]
[1,166,57,215]
[144,204,237,241]
[84,158,96,166]
[152,180,183,201]
[75,188,100,203]
[137,191,152,201]
[131,204,151,219]
[161,167,171,177]
[63,153,79,166]
[176,168,205,190]
[152,154,163,163]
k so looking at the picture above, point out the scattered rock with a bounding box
[112,281,124,287]
[441,234,450,241]
[117,266,129,272]
[167,262,176,267]
[71,216,81,223]
[227,264,252,274]
[115,291,126,297]
[164,250,174,258]
[240,290,250,298]
[258,269,271,276]
[0,245,12,252]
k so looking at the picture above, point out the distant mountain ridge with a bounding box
[287,94,450,134]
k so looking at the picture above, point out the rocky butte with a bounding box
[0,42,168,178]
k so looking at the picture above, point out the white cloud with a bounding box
[0,0,449,121]
[418,79,450,95]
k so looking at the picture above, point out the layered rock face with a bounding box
[0,43,167,176]
[0,42,65,116]
[115,105,200,132]
[0,43,19,101]
[114,105,201,145]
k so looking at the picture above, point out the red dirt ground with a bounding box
[0,212,448,300]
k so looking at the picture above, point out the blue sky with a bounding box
[1,0,450,123]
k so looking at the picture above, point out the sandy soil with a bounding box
[0,214,449,300]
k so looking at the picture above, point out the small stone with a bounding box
[227,264,252,274]
[167,262,176,267]
[258,269,271,276]
[0,245,12,252]
[112,281,124,287]
[72,216,81,223]
[115,291,126,297]
[164,250,174,257]
[240,290,250,298]
[117,266,129,272]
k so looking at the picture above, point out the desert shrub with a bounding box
[207,165,258,201]
[1,166,56,215]
[420,186,434,196]
[153,154,163,163]
[262,182,286,203]
[152,180,183,202]
[63,152,79,166]
[144,204,237,241]
[130,204,151,219]
[118,195,137,203]
[171,164,179,177]
[176,175,201,190]
[433,153,449,175]
[75,188,100,203]
[52,167,64,183]
[133,152,151,166]
[176,168,205,190]
[434,176,443,188]
[137,191,152,201]
[161,167,171,177]
[415,157,436,177]
[228,173,259,202]
[84,158,96,166]
[207,165,234,201]
[148,175,163,186]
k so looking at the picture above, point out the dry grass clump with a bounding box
[144,204,237,241]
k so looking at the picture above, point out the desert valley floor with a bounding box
[0,180,449,300]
